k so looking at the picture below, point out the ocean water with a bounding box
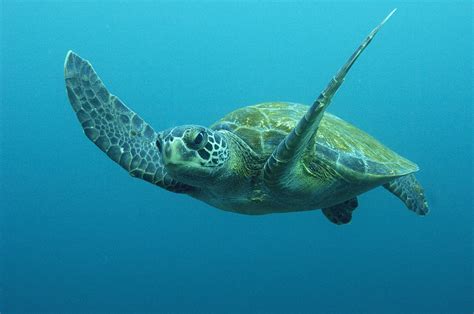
[1,1,472,313]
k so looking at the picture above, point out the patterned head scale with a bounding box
[157,125,229,185]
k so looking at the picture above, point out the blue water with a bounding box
[1,2,472,313]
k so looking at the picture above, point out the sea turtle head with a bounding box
[156,125,229,186]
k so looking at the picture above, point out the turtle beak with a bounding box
[162,138,174,164]
[156,129,176,162]
[161,133,186,167]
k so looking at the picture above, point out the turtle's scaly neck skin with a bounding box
[223,130,265,178]
[189,130,275,214]
[189,129,332,215]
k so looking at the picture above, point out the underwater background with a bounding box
[1,1,472,313]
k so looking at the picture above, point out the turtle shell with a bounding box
[211,102,418,178]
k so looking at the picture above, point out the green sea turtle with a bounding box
[64,9,428,225]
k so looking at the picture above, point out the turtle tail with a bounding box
[383,174,429,215]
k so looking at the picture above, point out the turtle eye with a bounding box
[194,132,204,146]
[188,130,207,149]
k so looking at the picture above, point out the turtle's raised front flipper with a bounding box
[64,51,190,193]
[263,9,396,188]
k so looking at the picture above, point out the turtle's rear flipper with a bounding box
[322,197,358,225]
[383,174,429,215]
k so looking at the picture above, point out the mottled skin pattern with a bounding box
[64,10,429,224]
[64,52,191,193]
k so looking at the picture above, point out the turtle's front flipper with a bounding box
[322,197,358,225]
[263,9,396,189]
[383,174,429,215]
[64,51,191,193]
